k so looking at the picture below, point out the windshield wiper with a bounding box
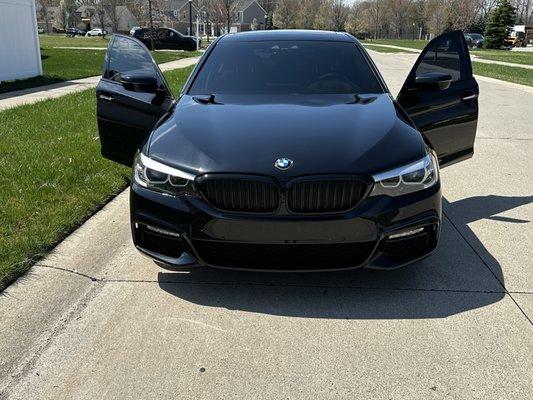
[192,94,223,105]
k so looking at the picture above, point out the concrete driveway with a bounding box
[0,52,532,400]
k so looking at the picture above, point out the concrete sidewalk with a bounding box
[363,43,533,70]
[0,57,199,111]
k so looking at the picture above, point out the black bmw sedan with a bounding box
[132,27,199,51]
[96,30,478,271]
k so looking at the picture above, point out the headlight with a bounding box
[133,153,197,196]
[370,152,439,197]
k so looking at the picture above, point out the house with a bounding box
[231,0,267,33]
[0,0,42,82]
[76,4,96,31]
[215,0,266,35]
[76,5,138,33]
[167,0,200,35]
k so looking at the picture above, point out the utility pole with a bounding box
[148,0,155,51]
[204,11,209,44]
[189,0,193,36]
[196,13,200,51]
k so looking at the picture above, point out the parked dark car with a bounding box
[66,27,86,37]
[464,32,484,48]
[96,30,478,271]
[132,27,199,51]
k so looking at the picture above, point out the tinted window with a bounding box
[417,37,462,81]
[105,36,157,82]
[189,41,383,95]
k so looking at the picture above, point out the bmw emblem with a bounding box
[275,158,293,170]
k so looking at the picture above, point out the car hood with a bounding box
[147,93,425,179]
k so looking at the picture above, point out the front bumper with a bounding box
[130,180,441,271]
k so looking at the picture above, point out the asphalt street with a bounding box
[0,51,532,399]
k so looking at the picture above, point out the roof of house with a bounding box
[76,5,93,12]
[116,5,133,15]
[169,0,196,11]
[234,0,266,12]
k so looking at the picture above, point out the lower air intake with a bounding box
[193,240,375,270]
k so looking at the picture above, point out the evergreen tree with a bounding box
[484,0,516,49]
[466,15,486,34]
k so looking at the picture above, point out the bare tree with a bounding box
[127,0,150,27]
[197,0,212,40]
[101,0,125,32]
[315,0,349,31]
[258,0,277,15]
[213,0,238,33]
[298,0,324,29]
[425,0,447,36]
[39,0,58,33]
[477,0,500,18]
[275,0,299,28]
[345,1,360,34]
[331,0,349,31]
[515,0,533,23]
[389,0,409,38]
[55,0,78,29]
[367,0,388,39]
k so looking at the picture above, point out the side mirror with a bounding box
[120,74,159,93]
[415,72,453,91]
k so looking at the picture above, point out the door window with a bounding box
[416,37,462,81]
[105,35,157,82]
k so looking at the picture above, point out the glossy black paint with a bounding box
[130,178,441,271]
[96,30,479,271]
[397,31,479,167]
[132,28,198,51]
[96,35,173,166]
[147,93,426,179]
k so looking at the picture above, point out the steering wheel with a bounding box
[307,73,358,92]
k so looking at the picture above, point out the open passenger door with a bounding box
[397,31,479,167]
[96,35,174,166]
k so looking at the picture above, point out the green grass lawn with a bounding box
[471,49,533,66]
[472,62,533,86]
[38,33,110,48]
[0,65,194,292]
[0,34,200,94]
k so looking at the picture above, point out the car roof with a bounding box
[219,30,355,43]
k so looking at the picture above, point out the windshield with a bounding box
[469,33,483,39]
[189,40,384,95]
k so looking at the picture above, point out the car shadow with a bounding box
[157,195,532,319]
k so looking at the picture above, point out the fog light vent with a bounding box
[144,224,181,238]
[388,227,425,239]
[135,223,184,258]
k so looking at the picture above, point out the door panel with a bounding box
[397,31,479,167]
[96,35,173,166]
